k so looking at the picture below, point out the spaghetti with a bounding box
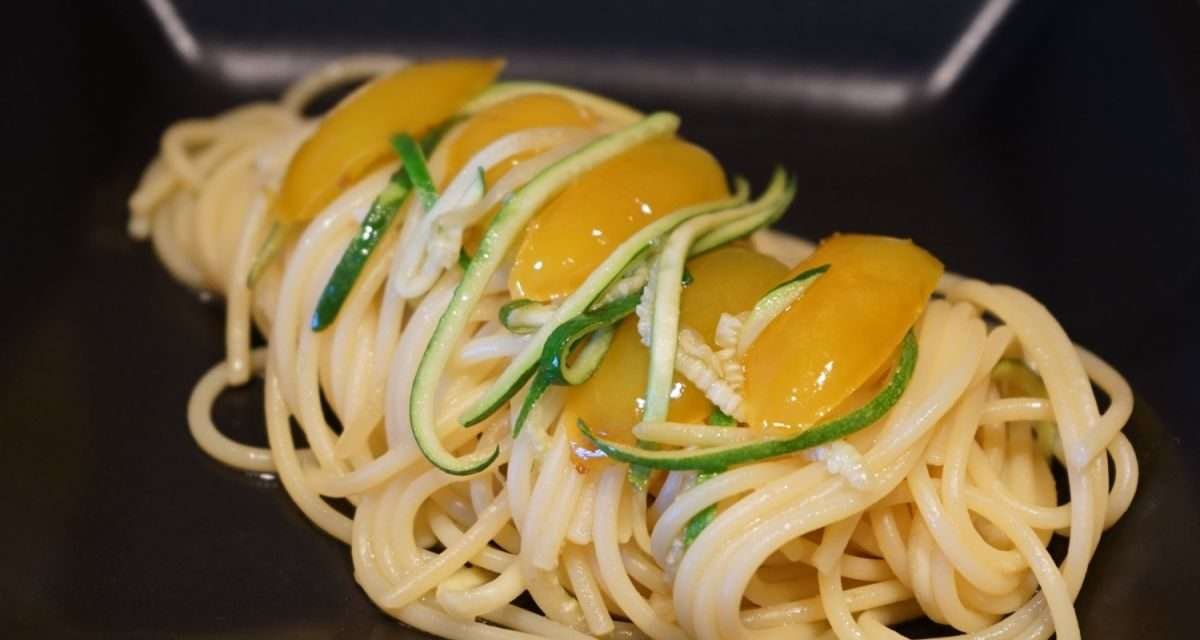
[130,56,1138,640]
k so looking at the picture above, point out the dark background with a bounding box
[2,0,1199,637]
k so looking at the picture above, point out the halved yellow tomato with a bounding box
[273,58,503,223]
[508,137,729,302]
[741,234,943,434]
[566,245,788,469]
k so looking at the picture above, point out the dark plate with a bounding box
[4,0,1200,637]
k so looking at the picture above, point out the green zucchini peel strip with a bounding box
[734,263,830,355]
[681,410,736,546]
[512,293,639,435]
[683,505,717,548]
[991,358,1060,459]
[499,299,554,335]
[246,221,292,288]
[310,170,412,330]
[309,122,455,331]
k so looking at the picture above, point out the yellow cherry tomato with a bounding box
[741,234,943,434]
[508,137,729,302]
[273,58,503,223]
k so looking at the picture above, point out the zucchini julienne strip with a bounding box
[683,505,717,548]
[459,175,758,428]
[310,125,454,331]
[310,171,412,330]
[707,408,737,427]
[452,169,490,274]
[681,409,737,547]
[733,264,830,356]
[392,133,439,212]
[767,264,828,296]
[560,323,618,385]
[578,330,919,472]
[499,298,554,335]
[411,113,682,475]
[246,221,293,287]
[991,358,1060,459]
[681,267,694,286]
[512,293,639,435]
[690,173,796,256]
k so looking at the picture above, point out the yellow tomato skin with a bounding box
[741,234,943,434]
[508,137,729,302]
[566,246,788,470]
[273,59,503,223]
